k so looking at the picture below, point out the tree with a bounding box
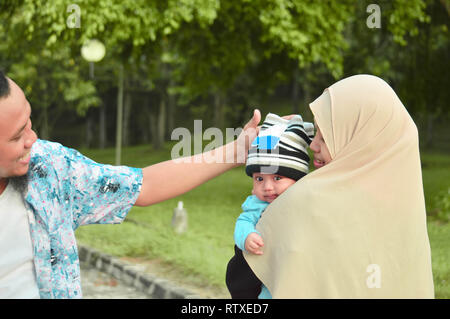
[340,0,448,148]
[1,45,100,140]
[1,0,435,148]
[1,0,221,153]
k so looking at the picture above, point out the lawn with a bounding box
[75,143,450,298]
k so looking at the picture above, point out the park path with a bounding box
[81,263,151,299]
[78,245,207,299]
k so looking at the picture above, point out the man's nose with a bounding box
[24,128,37,149]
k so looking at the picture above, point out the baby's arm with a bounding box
[245,232,264,255]
[234,196,266,255]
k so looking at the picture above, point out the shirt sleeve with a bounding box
[234,196,266,251]
[56,145,143,228]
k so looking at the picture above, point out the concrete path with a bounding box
[81,263,151,299]
[78,245,200,299]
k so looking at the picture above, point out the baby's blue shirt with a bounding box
[234,195,272,299]
[234,195,269,252]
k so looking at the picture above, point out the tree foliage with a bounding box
[1,0,445,146]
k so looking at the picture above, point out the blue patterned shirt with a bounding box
[23,139,142,298]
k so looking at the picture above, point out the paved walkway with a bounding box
[81,263,151,299]
[78,245,200,299]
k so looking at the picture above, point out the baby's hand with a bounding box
[245,232,264,255]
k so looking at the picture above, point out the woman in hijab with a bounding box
[244,74,434,298]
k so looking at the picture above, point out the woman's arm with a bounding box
[134,110,261,207]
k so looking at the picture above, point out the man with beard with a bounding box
[0,70,261,298]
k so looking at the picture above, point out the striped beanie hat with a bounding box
[246,113,314,181]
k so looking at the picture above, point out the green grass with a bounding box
[421,152,450,219]
[75,143,450,298]
[428,222,450,298]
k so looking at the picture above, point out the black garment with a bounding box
[226,245,262,299]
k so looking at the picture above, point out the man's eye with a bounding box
[274,176,282,181]
[256,177,263,182]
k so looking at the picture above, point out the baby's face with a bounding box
[252,173,296,203]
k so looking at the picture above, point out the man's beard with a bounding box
[10,174,29,194]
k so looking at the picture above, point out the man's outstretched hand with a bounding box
[236,109,261,164]
[135,109,264,207]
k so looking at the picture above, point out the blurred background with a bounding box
[1,0,448,149]
[1,0,448,298]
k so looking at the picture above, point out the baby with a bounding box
[226,113,314,299]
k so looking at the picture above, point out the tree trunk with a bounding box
[292,68,300,114]
[158,97,166,148]
[300,67,312,118]
[115,64,124,165]
[123,91,132,147]
[85,111,94,148]
[426,113,434,149]
[138,93,150,144]
[99,104,106,149]
[150,97,166,150]
[166,84,175,140]
[423,12,433,149]
[213,92,224,130]
[41,105,50,140]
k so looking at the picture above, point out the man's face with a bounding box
[0,78,37,179]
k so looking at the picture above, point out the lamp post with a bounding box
[81,39,106,78]
[115,64,124,166]
[81,39,122,165]
[81,39,106,151]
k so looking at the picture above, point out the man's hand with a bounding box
[235,111,297,163]
[245,232,264,255]
[282,114,296,120]
[235,109,261,164]
[135,109,261,207]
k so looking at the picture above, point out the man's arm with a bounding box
[135,110,261,207]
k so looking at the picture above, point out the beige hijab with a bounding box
[244,74,434,298]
